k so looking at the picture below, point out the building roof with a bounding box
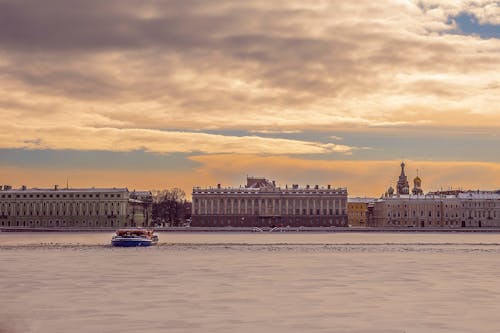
[348,197,376,203]
[0,187,128,193]
[458,192,500,200]
[192,186,347,195]
[130,190,152,194]
[379,191,500,201]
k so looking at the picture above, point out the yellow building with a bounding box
[348,198,375,227]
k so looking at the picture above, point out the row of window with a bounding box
[0,202,122,217]
[386,220,495,227]
[194,208,346,216]
[194,198,346,210]
[387,220,461,226]
[388,202,499,209]
[387,210,498,219]
[193,218,345,226]
[350,211,366,217]
[0,220,122,227]
[0,193,123,199]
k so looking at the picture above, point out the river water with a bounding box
[1,232,500,333]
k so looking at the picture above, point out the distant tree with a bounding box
[152,188,190,226]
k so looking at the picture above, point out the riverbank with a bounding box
[3,226,500,233]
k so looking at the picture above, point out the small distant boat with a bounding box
[111,229,159,247]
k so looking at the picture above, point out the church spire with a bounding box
[397,161,409,195]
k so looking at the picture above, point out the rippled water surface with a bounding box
[2,232,500,333]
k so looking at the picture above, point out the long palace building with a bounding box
[191,177,348,227]
[367,162,500,228]
[0,185,152,228]
[369,192,500,228]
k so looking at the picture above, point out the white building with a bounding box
[192,177,348,227]
[0,186,131,228]
[369,192,500,228]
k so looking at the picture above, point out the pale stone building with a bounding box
[370,162,500,228]
[192,177,348,227]
[128,190,153,227]
[0,186,150,228]
[369,192,500,228]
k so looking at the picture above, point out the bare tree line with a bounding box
[151,188,191,226]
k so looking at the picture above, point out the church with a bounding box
[396,161,423,196]
[385,161,423,197]
[370,162,500,228]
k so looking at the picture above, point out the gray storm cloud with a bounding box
[0,0,499,154]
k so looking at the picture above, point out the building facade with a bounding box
[347,198,375,227]
[0,186,151,228]
[128,190,153,227]
[369,162,500,228]
[192,177,348,227]
[368,192,500,228]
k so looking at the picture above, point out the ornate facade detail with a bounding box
[397,162,410,195]
[412,172,423,195]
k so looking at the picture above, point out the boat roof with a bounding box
[115,229,154,235]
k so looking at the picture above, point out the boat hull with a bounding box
[111,238,153,247]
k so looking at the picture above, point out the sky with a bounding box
[0,0,499,197]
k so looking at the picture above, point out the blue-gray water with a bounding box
[1,232,500,333]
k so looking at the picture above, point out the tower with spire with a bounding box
[412,169,423,195]
[397,161,410,195]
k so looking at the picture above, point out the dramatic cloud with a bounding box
[418,0,500,25]
[0,125,358,155]
[0,0,499,138]
[0,0,498,190]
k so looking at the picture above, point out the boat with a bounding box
[111,229,159,247]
